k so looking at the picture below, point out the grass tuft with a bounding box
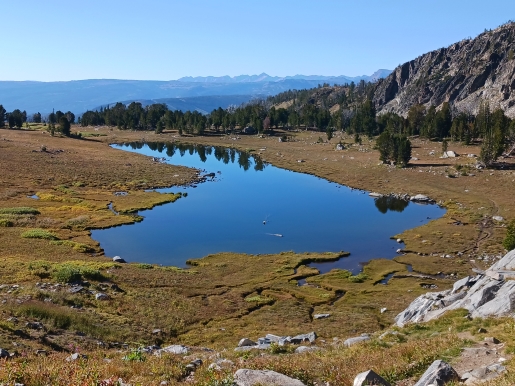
[50,240,95,253]
[28,260,108,282]
[21,228,59,240]
[17,302,117,339]
[0,207,40,215]
[0,219,14,227]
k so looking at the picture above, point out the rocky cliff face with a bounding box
[373,23,515,117]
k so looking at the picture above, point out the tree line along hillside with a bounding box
[0,105,75,136]
[77,81,515,166]
[2,79,515,167]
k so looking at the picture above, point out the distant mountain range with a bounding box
[0,70,391,115]
[177,70,392,84]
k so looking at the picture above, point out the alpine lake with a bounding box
[91,142,446,274]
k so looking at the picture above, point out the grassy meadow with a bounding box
[0,125,514,384]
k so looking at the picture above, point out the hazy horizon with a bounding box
[3,70,391,83]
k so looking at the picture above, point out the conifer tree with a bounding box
[504,219,515,251]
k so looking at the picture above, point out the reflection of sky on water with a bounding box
[91,142,445,273]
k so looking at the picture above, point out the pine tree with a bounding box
[58,117,70,136]
[503,219,515,251]
[376,131,411,167]
[326,126,333,141]
[396,136,412,167]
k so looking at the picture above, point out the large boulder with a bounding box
[396,249,515,326]
[234,369,306,386]
[490,249,515,271]
[414,360,458,386]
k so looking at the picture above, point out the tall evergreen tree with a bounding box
[58,117,71,136]
[32,112,42,123]
[0,105,6,127]
[407,104,425,135]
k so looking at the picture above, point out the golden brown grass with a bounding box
[0,310,496,386]
[0,126,514,384]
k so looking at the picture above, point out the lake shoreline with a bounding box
[92,141,444,273]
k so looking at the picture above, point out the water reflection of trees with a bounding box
[121,142,267,172]
[196,145,207,162]
[166,143,175,157]
[238,152,251,171]
[374,196,409,214]
[254,156,264,171]
[214,147,225,162]
[126,142,145,150]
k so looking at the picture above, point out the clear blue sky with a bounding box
[2,0,514,81]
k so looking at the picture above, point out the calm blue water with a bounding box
[91,142,445,273]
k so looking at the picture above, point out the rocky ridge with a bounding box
[373,22,515,117]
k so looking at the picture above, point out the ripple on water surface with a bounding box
[91,142,445,273]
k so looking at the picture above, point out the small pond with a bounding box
[91,142,445,273]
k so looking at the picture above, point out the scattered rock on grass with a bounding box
[238,338,257,347]
[234,344,270,352]
[0,348,9,358]
[234,369,306,386]
[484,337,500,344]
[295,346,318,354]
[413,360,458,386]
[313,313,330,319]
[155,345,189,355]
[25,322,44,330]
[344,334,370,347]
[66,353,88,361]
[462,363,506,384]
[353,370,390,386]
[290,332,317,344]
[185,358,203,372]
[209,358,234,371]
[95,293,109,301]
